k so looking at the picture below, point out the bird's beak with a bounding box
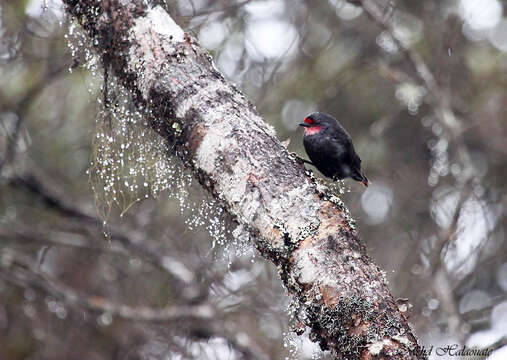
[299,123,310,128]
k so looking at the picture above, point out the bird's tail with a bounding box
[352,169,369,187]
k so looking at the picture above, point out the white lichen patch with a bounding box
[143,5,185,42]
[130,4,184,53]
[128,6,186,100]
[231,93,277,139]
[268,183,319,236]
[176,83,232,118]
[368,340,385,355]
[195,113,236,174]
[194,107,273,227]
[293,248,321,285]
[392,334,411,346]
[367,339,393,355]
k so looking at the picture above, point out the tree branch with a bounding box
[61,1,424,358]
[0,250,215,322]
[357,0,462,134]
[7,172,210,289]
[0,64,68,173]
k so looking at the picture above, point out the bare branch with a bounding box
[0,64,68,173]
[7,173,206,287]
[356,1,468,149]
[0,250,215,323]
[60,1,425,358]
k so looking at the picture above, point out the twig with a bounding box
[0,250,215,322]
[7,173,203,286]
[357,0,462,134]
[0,64,68,172]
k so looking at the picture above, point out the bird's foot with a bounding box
[290,152,314,166]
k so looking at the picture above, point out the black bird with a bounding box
[299,112,369,186]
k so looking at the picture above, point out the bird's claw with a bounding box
[290,152,314,166]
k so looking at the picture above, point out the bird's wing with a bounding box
[329,124,353,147]
[348,148,368,185]
[351,150,362,164]
[328,137,348,163]
[330,136,363,170]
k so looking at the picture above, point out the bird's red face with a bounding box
[299,116,322,136]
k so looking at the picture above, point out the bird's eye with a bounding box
[304,117,313,125]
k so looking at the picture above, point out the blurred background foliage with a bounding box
[0,0,506,359]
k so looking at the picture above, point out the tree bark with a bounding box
[63,1,425,358]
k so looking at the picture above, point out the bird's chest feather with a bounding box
[303,134,331,154]
[304,135,330,162]
[303,126,322,136]
[303,134,348,178]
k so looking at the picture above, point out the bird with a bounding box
[299,112,369,187]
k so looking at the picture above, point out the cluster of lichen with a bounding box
[297,217,320,241]
[306,296,376,355]
[310,174,357,231]
[88,78,180,219]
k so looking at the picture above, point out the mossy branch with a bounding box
[62,0,425,358]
